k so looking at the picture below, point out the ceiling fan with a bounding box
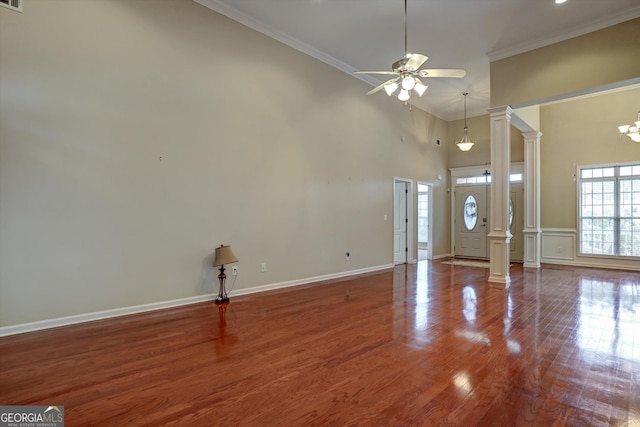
[355,0,466,103]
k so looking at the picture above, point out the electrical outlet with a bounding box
[346,252,350,261]
[232,266,238,276]
[261,262,267,273]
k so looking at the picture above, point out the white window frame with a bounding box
[0,0,22,12]
[577,162,640,260]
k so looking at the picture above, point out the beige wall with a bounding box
[0,0,451,327]
[491,18,640,108]
[540,87,640,229]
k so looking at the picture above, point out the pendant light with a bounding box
[456,92,475,152]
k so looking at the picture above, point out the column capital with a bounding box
[522,130,543,140]
[488,105,514,119]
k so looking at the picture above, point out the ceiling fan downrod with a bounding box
[353,0,466,105]
[404,0,408,58]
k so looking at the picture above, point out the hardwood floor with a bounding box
[1,261,639,426]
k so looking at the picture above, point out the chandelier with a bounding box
[618,111,640,142]
[456,92,475,152]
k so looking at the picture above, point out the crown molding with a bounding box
[487,7,640,61]
[193,0,381,89]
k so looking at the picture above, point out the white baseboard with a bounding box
[0,295,215,337]
[0,264,393,337]
[432,253,452,260]
[229,264,393,298]
[541,258,640,271]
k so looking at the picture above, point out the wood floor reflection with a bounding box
[1,261,640,426]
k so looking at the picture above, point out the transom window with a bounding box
[456,173,523,185]
[579,163,640,257]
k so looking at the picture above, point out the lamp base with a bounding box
[215,267,229,304]
[215,296,230,304]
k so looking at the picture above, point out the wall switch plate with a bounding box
[261,262,267,273]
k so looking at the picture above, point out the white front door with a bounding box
[455,185,488,258]
[394,181,408,264]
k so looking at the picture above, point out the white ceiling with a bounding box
[195,0,640,121]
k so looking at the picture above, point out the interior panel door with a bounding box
[394,181,408,264]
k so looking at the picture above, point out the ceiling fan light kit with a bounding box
[618,111,640,143]
[355,0,465,105]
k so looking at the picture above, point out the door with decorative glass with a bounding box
[455,185,488,258]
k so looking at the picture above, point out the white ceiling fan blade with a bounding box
[366,78,399,95]
[404,54,428,71]
[418,68,466,78]
[355,70,400,76]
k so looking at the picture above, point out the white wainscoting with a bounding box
[541,228,576,261]
[541,228,640,271]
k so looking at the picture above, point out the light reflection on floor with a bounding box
[412,261,430,345]
[390,261,640,423]
[579,278,640,363]
[403,260,640,370]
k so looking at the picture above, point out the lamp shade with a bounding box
[384,82,398,96]
[401,76,416,90]
[456,140,475,152]
[414,81,428,96]
[213,245,238,267]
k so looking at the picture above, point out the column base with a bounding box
[488,232,511,287]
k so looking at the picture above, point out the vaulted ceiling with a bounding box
[195,0,640,121]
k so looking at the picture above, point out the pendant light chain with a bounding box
[463,91,468,129]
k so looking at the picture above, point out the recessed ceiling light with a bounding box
[555,0,567,4]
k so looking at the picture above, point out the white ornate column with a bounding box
[523,131,542,268]
[488,106,512,287]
